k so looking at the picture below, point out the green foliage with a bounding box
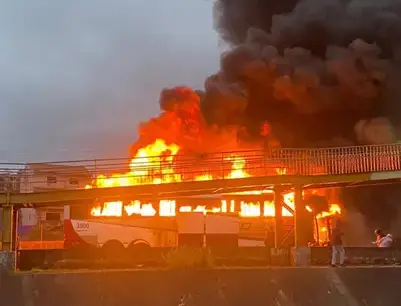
[163,246,214,269]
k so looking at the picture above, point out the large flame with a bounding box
[86,139,180,188]
[88,138,341,219]
[90,192,341,219]
[85,139,253,188]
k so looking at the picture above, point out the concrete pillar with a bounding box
[260,197,265,217]
[292,185,314,266]
[293,185,309,247]
[274,188,283,248]
[0,191,17,272]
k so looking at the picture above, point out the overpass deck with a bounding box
[1,143,401,205]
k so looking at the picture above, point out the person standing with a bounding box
[372,229,385,247]
[330,220,345,267]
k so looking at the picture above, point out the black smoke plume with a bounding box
[206,0,401,147]
[206,0,401,231]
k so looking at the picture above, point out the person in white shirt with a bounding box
[330,220,345,267]
[372,229,393,248]
[379,234,393,248]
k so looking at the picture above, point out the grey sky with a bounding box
[0,0,220,162]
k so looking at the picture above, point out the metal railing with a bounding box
[0,143,400,191]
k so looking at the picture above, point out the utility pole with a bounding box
[1,191,14,252]
[0,189,17,272]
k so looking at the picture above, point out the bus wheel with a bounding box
[101,240,125,262]
[127,241,151,263]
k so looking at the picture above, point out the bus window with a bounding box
[89,201,123,217]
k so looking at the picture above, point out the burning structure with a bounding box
[79,0,401,242]
[82,135,342,247]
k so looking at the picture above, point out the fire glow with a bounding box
[87,138,341,219]
[90,194,341,219]
[85,138,279,189]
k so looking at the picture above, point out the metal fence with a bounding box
[0,143,400,190]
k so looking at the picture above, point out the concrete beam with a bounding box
[0,173,371,205]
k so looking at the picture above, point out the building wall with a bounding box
[19,171,90,193]
[0,164,92,243]
[0,174,21,193]
[17,164,92,230]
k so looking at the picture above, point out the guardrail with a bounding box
[0,143,400,190]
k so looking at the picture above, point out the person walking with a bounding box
[330,220,345,267]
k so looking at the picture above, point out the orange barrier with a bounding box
[18,240,64,250]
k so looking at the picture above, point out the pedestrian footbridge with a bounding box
[1,143,401,205]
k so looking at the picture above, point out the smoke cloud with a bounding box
[208,0,401,147]
[207,0,401,230]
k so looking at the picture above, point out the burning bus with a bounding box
[64,189,341,257]
[63,136,342,255]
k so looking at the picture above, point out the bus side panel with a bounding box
[176,213,204,247]
[66,219,163,248]
[205,214,239,247]
[64,219,89,248]
[158,229,178,247]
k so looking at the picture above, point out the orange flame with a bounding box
[85,139,181,189]
[90,195,341,219]
[87,139,342,219]
[90,201,122,217]
[225,154,250,179]
[317,204,341,219]
[86,139,254,189]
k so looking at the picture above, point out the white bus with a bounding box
[64,194,301,257]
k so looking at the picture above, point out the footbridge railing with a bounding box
[0,143,400,190]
